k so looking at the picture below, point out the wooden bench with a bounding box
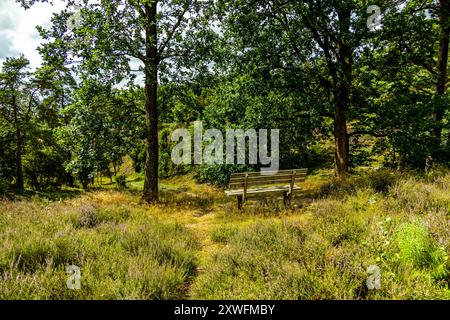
[225,169,308,209]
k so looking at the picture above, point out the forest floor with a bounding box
[0,169,449,299]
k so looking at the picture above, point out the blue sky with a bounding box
[0,0,65,69]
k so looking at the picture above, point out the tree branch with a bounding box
[348,130,389,138]
[0,107,13,124]
[157,1,191,56]
[127,0,146,17]
[320,112,335,119]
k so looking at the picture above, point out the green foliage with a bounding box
[195,164,253,187]
[0,55,76,191]
[395,222,449,280]
[159,125,192,178]
[115,174,127,189]
[23,139,68,190]
[396,223,435,267]
[0,173,7,195]
[319,169,400,198]
[367,169,399,193]
[130,140,146,174]
[0,127,16,186]
[159,83,208,124]
[58,80,143,188]
[202,75,330,172]
[388,175,450,215]
[3,0,448,196]
[0,56,34,190]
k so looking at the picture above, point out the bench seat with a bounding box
[225,185,302,197]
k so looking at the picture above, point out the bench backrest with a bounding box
[228,169,308,199]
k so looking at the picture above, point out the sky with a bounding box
[0,0,145,84]
[0,0,66,69]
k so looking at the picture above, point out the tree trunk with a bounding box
[12,94,24,191]
[334,106,349,177]
[81,179,88,190]
[112,161,117,176]
[67,173,74,188]
[303,7,352,178]
[333,8,352,178]
[142,1,159,203]
[67,150,74,187]
[15,128,24,191]
[107,167,113,184]
[433,0,450,142]
[334,76,350,177]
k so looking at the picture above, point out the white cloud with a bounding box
[0,0,66,69]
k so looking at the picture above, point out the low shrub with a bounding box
[318,169,400,198]
[76,203,100,228]
[195,164,254,187]
[388,177,450,215]
[115,174,127,189]
[0,173,7,195]
[0,198,199,299]
[192,221,368,299]
[367,169,398,193]
[192,176,450,299]
[210,225,239,244]
[395,222,448,280]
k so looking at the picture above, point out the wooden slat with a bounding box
[230,168,307,178]
[229,173,304,184]
[230,173,307,182]
[229,177,307,186]
[225,185,302,197]
[229,178,305,189]
[230,179,290,189]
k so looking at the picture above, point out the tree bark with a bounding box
[67,173,74,188]
[333,8,352,178]
[334,105,349,177]
[66,150,74,187]
[15,127,24,191]
[12,95,24,191]
[434,0,450,142]
[142,1,159,203]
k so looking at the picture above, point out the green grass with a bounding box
[0,169,449,299]
[0,194,199,299]
[191,171,450,299]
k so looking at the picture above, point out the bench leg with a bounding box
[283,192,288,207]
[283,192,292,207]
[237,195,243,210]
